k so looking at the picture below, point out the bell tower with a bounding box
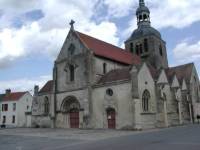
[125,0,168,69]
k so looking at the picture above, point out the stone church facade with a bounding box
[31,0,200,129]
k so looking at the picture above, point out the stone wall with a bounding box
[92,82,134,129]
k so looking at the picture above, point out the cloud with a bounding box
[173,40,200,63]
[0,75,51,94]
[0,23,65,64]
[1,0,200,74]
[103,0,137,18]
[0,0,120,68]
[104,0,200,30]
[150,0,200,29]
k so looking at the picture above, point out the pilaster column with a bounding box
[178,101,182,124]
[174,88,182,125]
[160,85,168,128]
[134,98,142,130]
[163,100,168,127]
[51,63,57,128]
[189,103,193,123]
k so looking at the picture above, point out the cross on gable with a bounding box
[69,20,75,29]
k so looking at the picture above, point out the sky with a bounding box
[0,0,200,93]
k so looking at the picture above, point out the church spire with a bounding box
[136,0,150,26]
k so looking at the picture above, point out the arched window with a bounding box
[144,39,148,52]
[68,44,75,55]
[143,14,147,21]
[159,45,163,56]
[139,15,142,21]
[136,44,140,55]
[44,97,49,115]
[142,90,150,112]
[69,65,75,81]
[130,43,134,53]
[103,63,107,74]
[139,44,143,54]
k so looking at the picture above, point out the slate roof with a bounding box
[76,31,141,65]
[2,92,27,101]
[165,63,194,84]
[127,25,161,42]
[98,68,131,84]
[39,80,53,94]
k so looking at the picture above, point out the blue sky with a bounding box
[0,0,200,93]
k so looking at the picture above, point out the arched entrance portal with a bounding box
[61,96,80,128]
[106,108,116,129]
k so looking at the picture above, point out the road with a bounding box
[0,125,200,150]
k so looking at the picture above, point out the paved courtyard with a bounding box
[0,125,200,150]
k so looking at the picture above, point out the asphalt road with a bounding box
[0,125,200,150]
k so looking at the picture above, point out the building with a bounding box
[32,0,200,129]
[0,89,33,128]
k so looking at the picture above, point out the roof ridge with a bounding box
[9,91,27,94]
[168,62,194,69]
[75,30,141,65]
[76,31,131,54]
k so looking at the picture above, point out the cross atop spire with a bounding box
[69,19,75,30]
[139,0,145,6]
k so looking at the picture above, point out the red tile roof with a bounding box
[76,31,141,65]
[39,80,53,94]
[98,68,131,84]
[165,63,194,84]
[2,92,27,101]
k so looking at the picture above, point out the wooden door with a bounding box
[107,109,116,129]
[69,109,79,128]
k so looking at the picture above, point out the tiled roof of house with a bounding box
[76,31,141,65]
[165,63,194,84]
[98,68,131,84]
[39,80,53,94]
[2,92,27,101]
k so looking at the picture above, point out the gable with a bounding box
[190,65,199,83]
[171,75,180,88]
[138,63,154,84]
[157,70,168,85]
[56,30,87,62]
[182,79,187,91]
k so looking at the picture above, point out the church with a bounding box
[31,0,200,129]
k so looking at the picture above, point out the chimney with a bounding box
[5,89,11,95]
[34,85,39,96]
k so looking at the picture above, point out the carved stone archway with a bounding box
[60,96,80,113]
[60,96,81,128]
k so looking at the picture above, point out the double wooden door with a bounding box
[69,109,79,128]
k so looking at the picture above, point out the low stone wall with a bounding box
[31,116,51,128]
